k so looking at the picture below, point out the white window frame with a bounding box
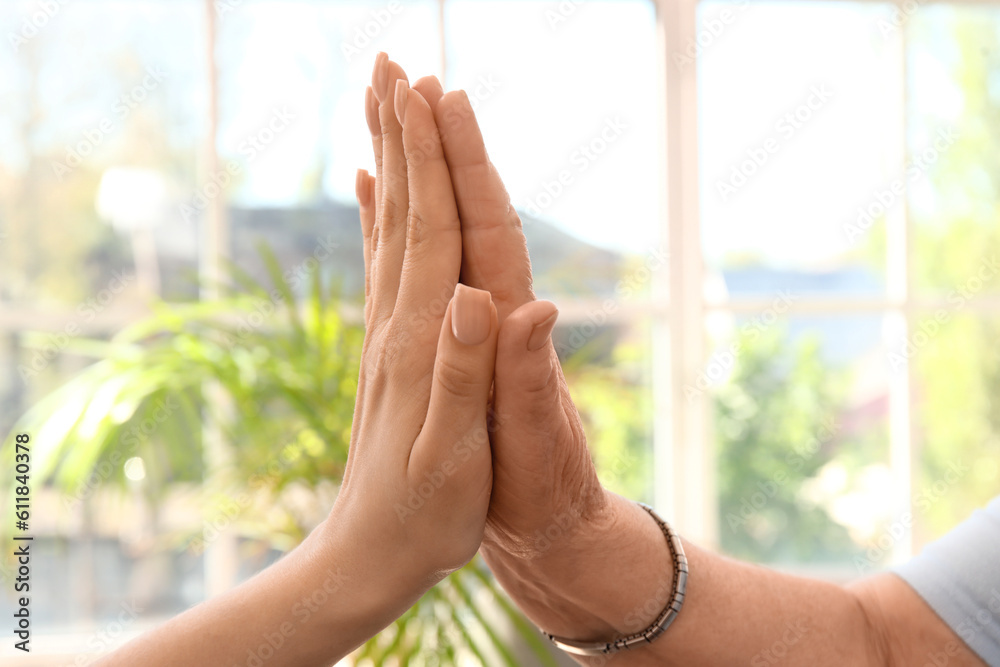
[652,0,1000,567]
[652,0,914,559]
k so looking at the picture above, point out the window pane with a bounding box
[698,1,900,297]
[0,0,208,648]
[218,0,440,208]
[562,318,655,505]
[910,6,1000,296]
[446,0,661,301]
[444,0,660,534]
[708,311,891,569]
[215,1,440,299]
[1,334,208,640]
[911,313,1000,548]
[0,0,206,305]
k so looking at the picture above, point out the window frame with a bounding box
[655,0,915,560]
[659,0,1000,567]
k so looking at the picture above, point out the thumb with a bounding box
[492,300,563,438]
[411,283,498,473]
[491,300,607,543]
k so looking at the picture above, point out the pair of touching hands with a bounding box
[309,53,988,667]
[101,52,669,667]
[101,54,985,667]
[101,52,987,667]
[335,51,673,655]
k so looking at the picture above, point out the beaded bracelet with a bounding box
[541,502,688,657]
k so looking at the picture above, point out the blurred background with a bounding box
[1,0,999,664]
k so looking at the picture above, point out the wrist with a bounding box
[308,511,434,633]
[482,491,675,643]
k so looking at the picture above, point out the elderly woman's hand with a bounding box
[411,68,990,667]
[401,73,676,652]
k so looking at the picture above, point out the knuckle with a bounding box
[499,350,555,395]
[434,354,482,397]
[405,132,442,169]
[379,196,406,231]
[363,328,407,375]
[405,207,428,248]
[489,277,531,308]
[406,213,461,259]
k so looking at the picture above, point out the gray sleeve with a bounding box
[892,495,1000,666]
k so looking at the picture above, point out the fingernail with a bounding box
[445,90,474,130]
[355,168,371,207]
[452,284,492,346]
[458,89,474,114]
[364,86,380,136]
[394,79,409,126]
[373,52,389,101]
[426,75,443,94]
[527,307,559,352]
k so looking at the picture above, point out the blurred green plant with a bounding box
[713,326,880,565]
[905,12,1000,544]
[2,246,557,667]
[563,325,653,503]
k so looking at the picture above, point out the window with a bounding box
[695,0,1000,574]
[445,0,661,503]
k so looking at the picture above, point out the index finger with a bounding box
[391,81,463,363]
[434,90,535,323]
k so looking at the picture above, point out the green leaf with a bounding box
[449,570,518,666]
[468,565,558,666]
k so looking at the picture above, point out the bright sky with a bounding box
[212,0,964,265]
[0,0,971,264]
[699,1,962,270]
[222,1,660,254]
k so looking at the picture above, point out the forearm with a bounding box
[483,491,884,667]
[628,540,878,666]
[97,518,426,667]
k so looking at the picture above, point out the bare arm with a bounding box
[99,54,502,666]
[414,74,990,667]
[483,491,987,667]
[97,523,427,666]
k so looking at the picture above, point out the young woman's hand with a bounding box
[97,54,499,667]
[325,53,499,588]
